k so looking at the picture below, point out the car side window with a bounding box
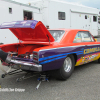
[81,32,94,42]
[49,30,65,42]
[73,31,94,43]
[73,33,82,43]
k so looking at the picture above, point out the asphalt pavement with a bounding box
[0,38,100,100]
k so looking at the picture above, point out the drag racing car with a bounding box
[0,20,100,80]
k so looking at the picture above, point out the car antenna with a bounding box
[46,35,50,45]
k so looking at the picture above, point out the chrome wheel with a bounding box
[64,57,72,72]
[56,55,75,80]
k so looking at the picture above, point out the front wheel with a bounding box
[56,55,75,80]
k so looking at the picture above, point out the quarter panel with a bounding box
[39,45,86,71]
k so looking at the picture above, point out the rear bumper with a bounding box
[10,59,42,72]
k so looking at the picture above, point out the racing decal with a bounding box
[40,56,66,64]
[75,52,100,66]
[39,51,83,62]
[84,47,100,54]
[39,50,83,64]
[40,46,100,65]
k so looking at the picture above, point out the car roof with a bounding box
[48,29,91,44]
[48,28,89,32]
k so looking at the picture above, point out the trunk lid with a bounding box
[0,20,54,42]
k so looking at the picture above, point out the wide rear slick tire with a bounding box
[56,55,75,80]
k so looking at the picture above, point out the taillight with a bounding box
[33,52,38,55]
[30,54,33,59]
[33,51,38,62]
[25,54,33,59]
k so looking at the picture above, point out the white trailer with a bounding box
[0,0,42,44]
[31,0,99,37]
[0,0,100,44]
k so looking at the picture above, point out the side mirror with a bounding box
[94,38,97,42]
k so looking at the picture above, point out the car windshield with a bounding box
[48,30,65,42]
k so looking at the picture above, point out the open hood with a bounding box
[0,20,54,42]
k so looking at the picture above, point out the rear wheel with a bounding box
[56,55,75,80]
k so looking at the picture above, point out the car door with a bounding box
[80,31,100,63]
[73,31,99,66]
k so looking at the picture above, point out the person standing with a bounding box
[24,16,27,20]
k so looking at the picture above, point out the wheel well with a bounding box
[68,53,77,65]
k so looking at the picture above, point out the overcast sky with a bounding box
[13,0,100,9]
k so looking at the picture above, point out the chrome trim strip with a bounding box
[39,45,85,51]
[87,44,100,46]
